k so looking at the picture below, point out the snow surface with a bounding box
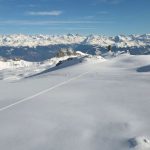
[0,55,86,80]
[0,54,150,150]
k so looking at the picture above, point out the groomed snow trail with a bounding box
[0,71,89,112]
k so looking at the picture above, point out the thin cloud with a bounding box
[17,4,37,8]
[94,0,123,5]
[83,16,95,19]
[46,27,97,30]
[103,0,123,4]
[0,20,115,25]
[97,11,109,15]
[27,10,63,16]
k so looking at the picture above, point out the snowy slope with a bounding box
[0,54,150,150]
[0,53,89,80]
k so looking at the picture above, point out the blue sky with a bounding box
[0,0,150,35]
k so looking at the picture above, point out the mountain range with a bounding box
[0,34,150,62]
[0,34,150,47]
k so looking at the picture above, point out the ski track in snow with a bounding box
[0,54,150,150]
[0,71,89,112]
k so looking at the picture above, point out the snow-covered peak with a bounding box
[0,34,150,47]
[83,35,114,46]
[0,34,86,47]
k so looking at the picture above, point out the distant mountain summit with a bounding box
[0,34,150,61]
[0,34,150,47]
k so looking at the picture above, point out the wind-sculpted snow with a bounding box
[137,65,150,72]
[128,136,150,149]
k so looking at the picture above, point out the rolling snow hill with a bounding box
[0,54,150,150]
[0,51,91,80]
